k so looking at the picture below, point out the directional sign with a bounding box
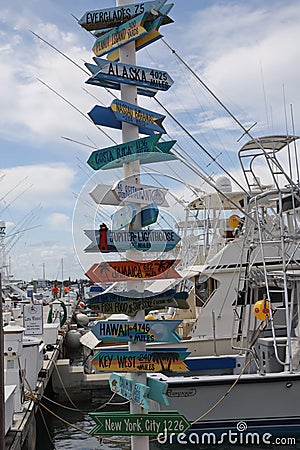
[147,376,169,406]
[88,104,155,135]
[85,64,158,97]
[91,319,182,343]
[87,134,177,171]
[107,25,162,62]
[84,228,180,253]
[86,259,181,283]
[89,410,190,436]
[92,348,190,373]
[85,288,189,315]
[89,184,120,206]
[109,373,150,409]
[113,180,169,206]
[92,12,149,57]
[111,203,137,230]
[92,59,174,92]
[111,99,166,134]
[79,0,167,31]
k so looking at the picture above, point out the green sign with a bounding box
[89,411,190,436]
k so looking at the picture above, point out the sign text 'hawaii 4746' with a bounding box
[85,259,180,282]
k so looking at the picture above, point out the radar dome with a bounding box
[216,177,232,192]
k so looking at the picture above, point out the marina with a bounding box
[2,0,300,449]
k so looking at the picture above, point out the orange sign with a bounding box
[86,259,180,282]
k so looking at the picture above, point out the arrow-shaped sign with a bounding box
[84,228,180,253]
[111,203,159,230]
[112,180,169,206]
[86,134,177,171]
[111,203,137,230]
[92,348,190,373]
[85,288,189,315]
[85,63,158,97]
[89,410,190,436]
[109,373,150,409]
[111,99,166,133]
[92,59,174,92]
[92,12,149,57]
[91,319,182,343]
[147,376,169,406]
[88,104,155,135]
[79,0,168,31]
[86,259,181,283]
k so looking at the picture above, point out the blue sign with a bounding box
[91,59,174,92]
[111,203,137,230]
[110,99,166,133]
[147,376,169,406]
[109,373,150,409]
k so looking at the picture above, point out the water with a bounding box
[36,396,300,450]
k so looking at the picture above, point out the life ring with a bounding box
[253,300,270,321]
[47,299,67,327]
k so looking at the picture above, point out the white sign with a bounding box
[23,304,43,335]
[113,181,169,206]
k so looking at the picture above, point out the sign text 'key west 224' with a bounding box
[91,348,190,373]
[79,0,168,31]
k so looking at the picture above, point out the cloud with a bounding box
[0,163,76,211]
[47,212,71,230]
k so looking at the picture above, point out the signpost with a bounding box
[111,203,137,230]
[89,411,191,436]
[79,0,168,31]
[86,133,177,170]
[85,288,190,315]
[84,228,180,252]
[91,348,190,373]
[91,319,182,342]
[113,180,169,206]
[111,99,166,133]
[86,259,181,282]
[92,58,174,91]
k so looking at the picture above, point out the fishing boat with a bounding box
[150,134,300,439]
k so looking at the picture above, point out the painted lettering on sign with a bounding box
[93,59,174,91]
[109,373,150,409]
[111,99,166,133]
[79,1,167,31]
[85,289,189,316]
[91,319,182,343]
[92,349,190,373]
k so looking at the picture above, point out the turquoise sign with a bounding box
[87,134,177,171]
[91,319,182,343]
[109,373,150,409]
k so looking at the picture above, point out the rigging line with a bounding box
[154,96,247,194]
[0,176,29,204]
[29,29,90,76]
[259,59,270,133]
[36,78,117,145]
[162,38,299,191]
[0,184,33,216]
[283,84,293,180]
[62,136,97,149]
[290,104,299,183]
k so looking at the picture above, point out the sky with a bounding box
[0,0,299,281]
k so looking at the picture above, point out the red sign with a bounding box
[85,259,180,282]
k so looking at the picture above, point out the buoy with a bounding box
[228,214,241,229]
[253,300,270,321]
[145,314,155,320]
